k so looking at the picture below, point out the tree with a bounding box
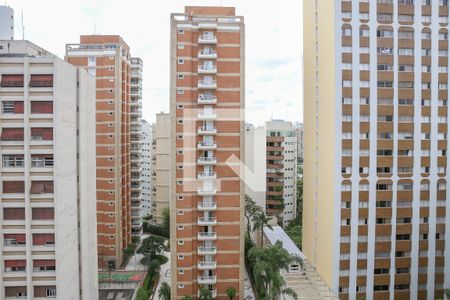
[252,211,273,247]
[226,287,237,300]
[446,289,450,300]
[158,282,171,300]
[248,241,303,300]
[181,296,193,300]
[198,287,213,300]
[137,235,165,266]
[161,207,170,235]
[244,194,262,237]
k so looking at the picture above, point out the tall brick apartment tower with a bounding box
[303,1,450,300]
[170,6,245,299]
[66,35,133,267]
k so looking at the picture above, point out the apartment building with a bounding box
[170,6,245,299]
[66,35,133,268]
[0,40,98,299]
[141,120,153,217]
[266,120,297,226]
[152,113,170,225]
[294,122,304,164]
[0,5,14,40]
[130,57,143,236]
[303,1,450,300]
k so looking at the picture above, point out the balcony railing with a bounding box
[198,246,217,255]
[198,110,217,120]
[198,232,217,240]
[198,80,217,89]
[197,172,217,179]
[198,94,217,104]
[198,275,217,284]
[197,188,217,196]
[198,35,217,44]
[198,217,217,225]
[197,157,217,165]
[198,201,217,210]
[198,126,217,135]
[198,261,217,270]
[198,49,217,59]
[198,65,217,74]
[198,141,217,150]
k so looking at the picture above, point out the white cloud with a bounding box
[6,0,303,125]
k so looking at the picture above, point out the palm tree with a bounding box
[226,287,237,300]
[181,296,193,300]
[158,282,171,300]
[248,240,302,299]
[252,211,273,247]
[198,287,213,300]
[244,195,262,237]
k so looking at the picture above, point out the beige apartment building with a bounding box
[170,6,245,299]
[151,113,170,224]
[66,35,134,268]
[303,1,450,300]
[0,40,98,299]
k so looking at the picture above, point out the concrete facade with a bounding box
[303,1,450,300]
[141,119,152,217]
[66,35,133,268]
[0,40,98,299]
[0,6,14,40]
[170,6,245,299]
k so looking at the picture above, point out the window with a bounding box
[32,233,55,246]
[1,128,24,141]
[178,58,185,64]
[31,101,53,114]
[2,155,24,167]
[4,234,26,246]
[0,74,24,87]
[1,101,24,113]
[31,155,53,167]
[30,181,53,194]
[31,128,53,141]
[3,207,25,220]
[4,260,26,272]
[29,74,53,87]
[32,208,54,220]
[2,181,25,193]
[33,259,56,271]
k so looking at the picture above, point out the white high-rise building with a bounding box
[0,40,98,299]
[141,120,152,217]
[0,6,14,40]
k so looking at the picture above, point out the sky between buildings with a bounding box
[6,0,303,125]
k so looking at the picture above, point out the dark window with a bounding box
[29,74,53,87]
[1,128,24,141]
[3,208,25,220]
[31,128,53,141]
[33,259,56,271]
[4,234,26,246]
[1,74,24,87]
[31,101,53,114]
[30,181,54,194]
[32,233,55,245]
[2,181,25,193]
[4,259,26,272]
[31,208,54,220]
[1,101,24,113]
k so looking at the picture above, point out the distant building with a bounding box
[0,6,14,40]
[141,120,152,217]
[152,113,170,224]
[0,40,98,299]
[294,122,304,164]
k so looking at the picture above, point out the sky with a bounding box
[5,0,303,125]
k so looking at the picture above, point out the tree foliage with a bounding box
[198,287,213,300]
[158,282,171,300]
[247,241,303,300]
[226,287,237,300]
[252,211,273,247]
[244,194,262,236]
[137,235,165,266]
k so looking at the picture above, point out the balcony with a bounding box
[198,23,218,29]
[198,80,217,89]
[198,126,217,135]
[197,172,217,180]
[198,275,217,285]
[198,260,217,270]
[197,156,217,165]
[198,141,217,150]
[198,246,217,255]
[198,94,217,105]
[198,49,217,59]
[198,201,217,211]
[198,110,217,120]
[197,188,217,196]
[198,35,217,44]
[198,65,217,75]
[198,217,217,226]
[198,232,217,241]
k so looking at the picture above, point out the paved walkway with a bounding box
[125,234,148,271]
[153,251,171,299]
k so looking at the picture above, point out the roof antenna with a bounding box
[21,10,25,40]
